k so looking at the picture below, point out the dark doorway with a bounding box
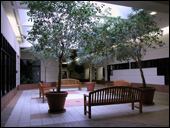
[20,59,40,84]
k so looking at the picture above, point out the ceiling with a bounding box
[1,1,169,46]
[101,1,169,13]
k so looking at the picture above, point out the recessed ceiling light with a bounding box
[150,11,157,15]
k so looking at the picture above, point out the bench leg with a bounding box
[139,101,142,113]
[88,105,91,119]
[39,89,41,98]
[84,104,86,115]
[42,94,45,103]
[132,102,134,110]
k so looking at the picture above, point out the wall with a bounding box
[1,4,20,56]
[41,59,58,82]
[1,4,20,86]
[16,55,20,86]
[84,67,104,81]
[1,3,20,111]
[97,67,104,80]
[110,68,164,85]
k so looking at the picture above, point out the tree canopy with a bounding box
[21,1,103,92]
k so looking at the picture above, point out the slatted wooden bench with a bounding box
[56,78,82,90]
[84,86,143,119]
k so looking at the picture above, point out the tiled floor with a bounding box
[1,84,169,127]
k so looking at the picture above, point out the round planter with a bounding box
[45,91,68,113]
[85,82,96,91]
[139,87,156,105]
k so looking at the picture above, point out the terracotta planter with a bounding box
[45,91,68,113]
[85,82,96,91]
[139,87,156,105]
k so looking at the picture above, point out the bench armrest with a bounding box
[84,94,89,103]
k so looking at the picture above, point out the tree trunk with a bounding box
[57,57,62,93]
[45,66,46,83]
[89,63,92,82]
[137,59,146,88]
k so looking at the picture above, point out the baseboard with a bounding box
[1,88,17,112]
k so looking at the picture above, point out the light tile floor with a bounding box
[1,85,169,127]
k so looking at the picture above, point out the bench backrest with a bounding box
[114,80,132,86]
[56,79,81,85]
[39,82,52,88]
[89,86,142,105]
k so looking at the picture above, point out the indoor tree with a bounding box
[115,8,165,88]
[77,22,103,83]
[21,1,103,93]
[76,6,115,83]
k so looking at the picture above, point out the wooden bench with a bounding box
[56,78,82,90]
[84,86,142,119]
[105,80,132,87]
[39,82,52,103]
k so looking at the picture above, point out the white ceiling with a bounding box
[1,1,169,45]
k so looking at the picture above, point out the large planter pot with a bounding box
[85,82,96,91]
[139,87,156,105]
[45,91,68,113]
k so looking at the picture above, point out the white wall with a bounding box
[41,60,58,82]
[85,68,89,79]
[143,34,169,61]
[1,4,20,56]
[110,68,165,85]
[16,55,20,86]
[97,67,104,80]
[1,3,20,86]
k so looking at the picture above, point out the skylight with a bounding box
[5,1,167,47]
[91,1,133,19]
[18,9,33,26]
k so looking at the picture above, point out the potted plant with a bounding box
[21,1,102,113]
[113,8,165,104]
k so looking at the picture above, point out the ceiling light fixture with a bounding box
[150,11,157,15]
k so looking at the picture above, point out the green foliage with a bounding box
[114,8,165,87]
[21,1,103,92]
[116,8,164,62]
[76,9,115,82]
[77,7,165,87]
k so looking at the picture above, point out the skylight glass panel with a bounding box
[91,1,133,19]
[18,9,33,26]
[22,26,32,36]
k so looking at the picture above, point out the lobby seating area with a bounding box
[1,84,169,127]
[1,1,169,127]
